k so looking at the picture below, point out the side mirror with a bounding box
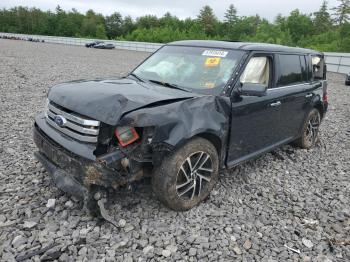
[240,83,267,97]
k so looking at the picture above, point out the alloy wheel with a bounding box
[176,151,213,200]
[305,112,320,145]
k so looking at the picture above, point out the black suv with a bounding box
[346,73,350,86]
[34,41,328,213]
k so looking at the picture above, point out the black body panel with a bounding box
[119,96,232,167]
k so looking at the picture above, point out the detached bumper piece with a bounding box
[34,151,88,201]
[33,125,128,222]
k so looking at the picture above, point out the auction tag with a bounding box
[205,57,221,67]
[202,50,228,57]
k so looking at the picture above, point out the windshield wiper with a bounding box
[129,73,145,82]
[148,79,190,92]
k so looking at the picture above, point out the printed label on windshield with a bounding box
[205,57,221,67]
[202,50,228,57]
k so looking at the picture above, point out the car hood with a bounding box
[48,78,196,125]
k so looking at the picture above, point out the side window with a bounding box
[306,55,313,80]
[277,55,302,87]
[240,56,270,86]
[300,56,308,82]
[312,55,326,80]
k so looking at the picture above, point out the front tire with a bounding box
[152,137,219,211]
[295,108,321,149]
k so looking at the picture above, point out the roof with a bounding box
[168,40,323,55]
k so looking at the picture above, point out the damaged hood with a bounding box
[48,78,196,125]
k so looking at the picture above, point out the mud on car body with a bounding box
[34,40,328,214]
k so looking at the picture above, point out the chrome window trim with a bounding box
[267,82,309,92]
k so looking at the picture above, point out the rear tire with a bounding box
[295,108,321,149]
[152,137,219,211]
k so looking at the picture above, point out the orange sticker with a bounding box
[205,57,221,67]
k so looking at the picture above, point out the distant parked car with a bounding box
[346,73,350,86]
[85,41,104,48]
[93,42,115,49]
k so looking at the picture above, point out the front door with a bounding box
[227,53,286,166]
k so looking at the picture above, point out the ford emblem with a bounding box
[54,115,67,127]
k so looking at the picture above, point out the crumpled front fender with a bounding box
[119,96,231,165]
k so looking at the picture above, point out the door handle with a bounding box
[270,101,281,107]
[305,94,313,98]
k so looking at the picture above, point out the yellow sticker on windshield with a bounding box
[204,82,216,88]
[205,57,221,67]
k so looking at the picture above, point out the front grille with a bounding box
[46,101,100,143]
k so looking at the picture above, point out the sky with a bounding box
[1,0,339,20]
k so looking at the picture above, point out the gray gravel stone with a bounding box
[12,235,26,248]
[118,219,127,228]
[143,245,154,255]
[0,215,6,223]
[124,256,133,262]
[230,235,237,242]
[78,246,87,256]
[46,199,56,209]
[64,200,74,208]
[189,247,197,256]
[243,239,252,250]
[23,221,37,229]
[166,244,178,253]
[124,225,134,233]
[232,246,242,255]
[302,238,314,249]
[225,227,233,234]
[162,249,171,257]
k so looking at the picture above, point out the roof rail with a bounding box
[220,40,242,43]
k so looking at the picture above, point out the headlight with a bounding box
[115,126,140,147]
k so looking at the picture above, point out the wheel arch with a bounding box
[187,131,227,168]
[195,132,223,156]
[313,101,325,119]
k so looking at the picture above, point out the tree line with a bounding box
[0,0,349,52]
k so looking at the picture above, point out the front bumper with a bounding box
[33,121,129,200]
[34,151,89,200]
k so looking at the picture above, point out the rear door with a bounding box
[273,54,311,139]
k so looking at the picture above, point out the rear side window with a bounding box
[306,55,313,80]
[300,56,308,81]
[277,55,303,87]
[312,55,326,80]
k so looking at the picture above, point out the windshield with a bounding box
[133,45,245,94]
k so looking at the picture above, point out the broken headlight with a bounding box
[115,126,140,147]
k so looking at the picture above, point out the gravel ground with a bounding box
[0,39,349,262]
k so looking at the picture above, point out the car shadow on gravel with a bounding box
[93,144,301,219]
